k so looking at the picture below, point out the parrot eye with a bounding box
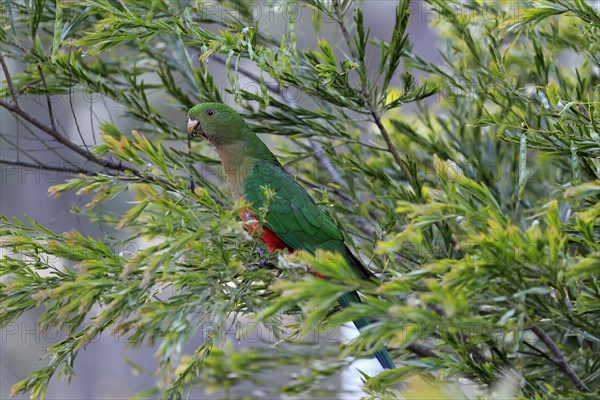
[206,109,215,117]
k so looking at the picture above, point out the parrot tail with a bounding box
[338,247,395,369]
[338,291,396,370]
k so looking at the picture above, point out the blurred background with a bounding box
[1,1,439,398]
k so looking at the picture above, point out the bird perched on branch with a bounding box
[188,102,395,370]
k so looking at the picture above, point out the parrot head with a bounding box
[187,102,249,145]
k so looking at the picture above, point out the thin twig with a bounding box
[211,55,283,96]
[16,119,20,162]
[0,158,228,210]
[37,64,57,131]
[332,1,356,59]
[101,96,115,124]
[0,158,185,190]
[424,303,488,364]
[0,99,228,208]
[371,110,416,188]
[517,350,545,358]
[69,82,90,152]
[0,51,20,107]
[0,158,90,175]
[308,140,344,187]
[187,132,195,192]
[3,145,65,152]
[0,99,168,185]
[89,102,98,145]
[67,44,90,153]
[332,2,415,189]
[407,343,439,359]
[346,139,390,152]
[0,136,48,167]
[530,325,589,392]
[1,99,105,165]
[522,340,556,363]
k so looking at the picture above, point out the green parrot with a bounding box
[187,102,395,370]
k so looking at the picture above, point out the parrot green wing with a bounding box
[243,161,344,254]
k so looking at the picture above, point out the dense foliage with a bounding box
[1,0,598,398]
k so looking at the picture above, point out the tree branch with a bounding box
[308,140,344,188]
[0,136,49,169]
[1,123,81,169]
[0,99,178,188]
[407,343,439,359]
[37,64,57,132]
[370,109,416,189]
[332,1,415,189]
[1,99,106,165]
[0,51,20,107]
[530,326,590,392]
[67,45,90,154]
[522,340,556,363]
[0,158,90,175]
[0,158,193,191]
[424,303,488,364]
[332,1,356,60]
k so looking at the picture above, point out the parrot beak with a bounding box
[187,118,205,138]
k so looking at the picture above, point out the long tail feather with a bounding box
[338,292,395,370]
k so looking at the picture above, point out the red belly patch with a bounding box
[239,209,325,278]
[240,210,293,252]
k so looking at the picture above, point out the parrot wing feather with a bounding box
[243,161,344,254]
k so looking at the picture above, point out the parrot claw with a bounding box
[255,246,267,257]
